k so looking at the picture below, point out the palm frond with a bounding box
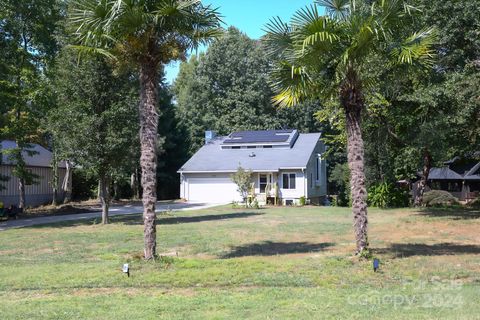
[263,17,293,58]
[390,28,437,66]
[67,44,118,62]
[68,0,222,64]
[291,5,340,55]
[69,0,116,49]
[270,61,314,107]
[316,0,351,20]
[341,15,375,63]
[187,4,224,50]
[372,0,420,33]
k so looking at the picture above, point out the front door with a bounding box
[259,173,273,194]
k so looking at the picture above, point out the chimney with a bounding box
[205,130,217,144]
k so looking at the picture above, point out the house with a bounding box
[178,130,327,205]
[426,156,480,201]
[0,140,72,207]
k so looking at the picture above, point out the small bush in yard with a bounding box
[231,166,253,207]
[467,197,480,209]
[423,190,459,207]
[299,196,306,206]
[368,182,409,208]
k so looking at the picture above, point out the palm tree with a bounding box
[263,0,436,255]
[69,0,222,259]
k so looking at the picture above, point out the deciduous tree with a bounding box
[48,50,139,224]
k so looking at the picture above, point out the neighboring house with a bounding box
[0,140,72,207]
[425,156,480,201]
[178,130,327,205]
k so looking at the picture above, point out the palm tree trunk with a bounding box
[139,60,159,260]
[414,149,432,206]
[341,72,369,255]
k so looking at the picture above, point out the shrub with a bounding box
[299,196,306,206]
[422,190,458,207]
[329,163,350,207]
[467,197,480,209]
[368,182,409,208]
[230,166,253,207]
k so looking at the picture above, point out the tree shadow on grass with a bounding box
[416,207,480,220]
[25,211,264,229]
[122,211,265,226]
[221,241,335,258]
[374,242,480,258]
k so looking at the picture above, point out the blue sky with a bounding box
[164,0,315,84]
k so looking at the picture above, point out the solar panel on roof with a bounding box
[223,130,293,144]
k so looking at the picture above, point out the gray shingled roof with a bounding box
[464,162,480,180]
[427,167,463,180]
[427,160,480,181]
[178,133,321,173]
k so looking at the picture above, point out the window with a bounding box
[247,146,256,149]
[282,173,296,189]
[263,145,272,148]
[232,146,240,149]
[259,174,272,193]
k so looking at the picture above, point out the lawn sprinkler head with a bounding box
[122,263,130,277]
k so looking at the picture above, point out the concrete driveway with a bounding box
[0,202,224,231]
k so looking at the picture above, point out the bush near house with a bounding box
[368,182,409,208]
[467,197,480,209]
[423,190,459,207]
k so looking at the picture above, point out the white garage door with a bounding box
[187,178,240,203]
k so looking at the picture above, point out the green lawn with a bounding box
[1,205,479,319]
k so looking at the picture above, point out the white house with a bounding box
[0,140,72,207]
[178,130,327,205]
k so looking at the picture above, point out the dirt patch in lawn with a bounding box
[371,209,479,244]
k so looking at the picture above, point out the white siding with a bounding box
[277,170,305,201]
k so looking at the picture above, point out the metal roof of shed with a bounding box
[1,140,66,168]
